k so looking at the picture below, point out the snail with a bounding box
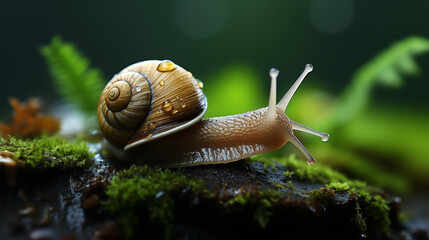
[97,60,329,167]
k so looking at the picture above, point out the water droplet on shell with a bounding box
[172,109,179,114]
[162,101,173,112]
[196,79,204,89]
[159,80,165,86]
[157,60,177,72]
[135,86,142,92]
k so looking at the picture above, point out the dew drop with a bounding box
[159,80,165,86]
[181,103,186,108]
[162,101,173,112]
[172,109,179,114]
[135,86,142,92]
[321,133,330,142]
[196,79,204,89]
[147,122,157,131]
[157,60,177,72]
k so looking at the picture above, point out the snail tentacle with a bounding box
[291,120,330,142]
[287,132,317,165]
[266,68,279,122]
[277,64,313,111]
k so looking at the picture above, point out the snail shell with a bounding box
[97,60,207,149]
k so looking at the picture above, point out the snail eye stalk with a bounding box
[266,68,279,122]
[277,64,313,112]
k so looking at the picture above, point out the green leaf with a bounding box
[40,36,105,116]
[333,36,429,127]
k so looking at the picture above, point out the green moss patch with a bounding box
[256,154,367,188]
[105,164,290,238]
[0,136,90,169]
[252,155,392,236]
[104,156,395,239]
[223,188,283,229]
[105,165,209,239]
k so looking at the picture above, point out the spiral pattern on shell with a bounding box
[97,60,207,149]
[98,72,152,147]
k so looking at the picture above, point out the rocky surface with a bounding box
[0,148,428,240]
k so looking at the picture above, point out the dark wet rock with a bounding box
[0,153,117,239]
[175,161,366,239]
[0,152,427,240]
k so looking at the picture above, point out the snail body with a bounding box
[98,60,329,167]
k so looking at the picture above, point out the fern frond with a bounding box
[40,36,105,116]
[334,36,429,126]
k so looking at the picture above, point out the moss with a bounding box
[350,198,368,235]
[326,181,351,191]
[252,154,392,236]
[253,155,367,189]
[0,135,90,169]
[362,195,391,234]
[283,170,294,178]
[309,187,336,202]
[310,188,390,235]
[106,165,284,237]
[274,180,296,191]
[105,156,393,238]
[105,165,208,239]
[224,188,282,229]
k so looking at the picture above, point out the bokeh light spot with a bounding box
[309,0,354,34]
[174,0,226,40]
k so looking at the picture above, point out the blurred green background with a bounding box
[1,0,428,109]
[1,0,429,194]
